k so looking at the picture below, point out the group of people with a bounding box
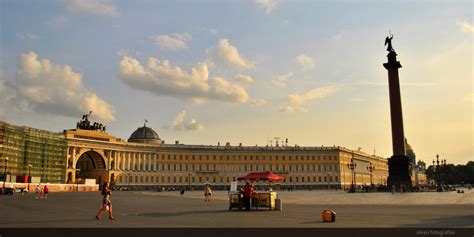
[96,182,114,220]
[34,185,49,199]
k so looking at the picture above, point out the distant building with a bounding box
[1,120,389,190]
[405,139,427,187]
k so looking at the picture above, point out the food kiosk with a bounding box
[229,171,284,211]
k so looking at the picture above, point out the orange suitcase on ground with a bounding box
[322,210,336,222]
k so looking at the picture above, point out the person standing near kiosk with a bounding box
[243,182,254,211]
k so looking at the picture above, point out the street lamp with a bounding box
[27,164,32,191]
[3,157,8,191]
[347,153,357,193]
[367,162,375,191]
[432,154,447,192]
[75,169,81,192]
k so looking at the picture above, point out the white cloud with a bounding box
[272,72,293,88]
[50,16,69,27]
[63,0,119,16]
[9,52,116,121]
[17,33,40,40]
[209,29,218,35]
[250,99,267,107]
[216,38,254,69]
[279,105,308,113]
[169,110,204,132]
[296,54,314,70]
[255,0,278,14]
[462,93,474,102]
[288,85,338,105]
[235,74,253,85]
[150,33,192,51]
[457,21,474,32]
[118,56,249,103]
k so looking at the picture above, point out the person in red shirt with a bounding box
[243,182,254,211]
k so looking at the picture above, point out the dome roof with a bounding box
[128,125,161,144]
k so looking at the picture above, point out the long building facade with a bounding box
[1,119,389,190]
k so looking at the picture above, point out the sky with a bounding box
[0,0,472,165]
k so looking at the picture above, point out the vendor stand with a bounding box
[231,171,284,211]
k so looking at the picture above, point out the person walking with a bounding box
[391,185,396,194]
[96,182,114,220]
[204,184,212,202]
[243,182,254,211]
[43,185,49,199]
[35,185,40,199]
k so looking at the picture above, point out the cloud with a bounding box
[118,56,249,103]
[296,54,314,70]
[250,99,267,107]
[17,33,40,40]
[279,85,338,113]
[235,74,253,85]
[457,21,474,32]
[50,16,69,27]
[168,110,204,132]
[288,85,338,105]
[272,72,293,88]
[9,52,116,121]
[255,0,278,14]
[462,93,474,102]
[279,105,308,113]
[63,0,119,16]
[150,33,192,51]
[209,29,218,35]
[216,38,254,69]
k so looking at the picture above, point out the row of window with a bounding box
[116,163,340,173]
[114,153,339,162]
[117,174,339,184]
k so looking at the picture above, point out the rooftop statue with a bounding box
[76,111,106,132]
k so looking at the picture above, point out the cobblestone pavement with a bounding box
[0,190,473,228]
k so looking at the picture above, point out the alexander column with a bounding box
[383,34,412,190]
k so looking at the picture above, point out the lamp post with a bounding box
[347,153,357,193]
[27,164,32,191]
[367,162,375,191]
[75,169,81,192]
[3,157,8,191]
[432,154,446,192]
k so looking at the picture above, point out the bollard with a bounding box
[275,198,283,211]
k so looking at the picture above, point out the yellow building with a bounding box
[66,123,388,190]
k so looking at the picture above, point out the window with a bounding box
[145,176,148,182]
[334,165,338,171]
[250,165,253,171]
[329,165,332,171]
[296,177,299,182]
[167,176,171,183]
[173,177,176,183]
[282,156,285,161]
[313,176,316,182]
[335,176,338,182]
[199,165,202,171]
[302,176,305,182]
[324,176,327,182]
[206,164,209,171]
[282,164,286,171]
[256,165,259,171]
[135,176,138,182]
[301,165,304,172]
[199,155,202,160]
[168,164,171,171]
[296,165,299,172]
[244,165,247,172]
[179,164,182,171]
[140,176,143,183]
[319,176,322,182]
[162,176,165,182]
[168,154,171,160]
[198,176,202,183]
[173,155,176,160]
[179,177,182,183]
[185,164,188,171]
[213,155,216,161]
[213,177,216,182]
[269,164,273,171]
[324,165,327,171]
[206,155,209,160]
[173,164,177,171]
[289,165,292,172]
[192,165,195,171]
[119,176,122,183]
[192,177,195,183]
[318,165,321,171]
[289,176,293,182]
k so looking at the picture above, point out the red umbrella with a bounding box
[237,171,285,182]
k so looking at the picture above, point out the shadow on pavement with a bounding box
[397,215,474,228]
[137,209,229,217]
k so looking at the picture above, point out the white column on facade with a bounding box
[132,153,135,171]
[71,147,76,169]
[153,154,157,172]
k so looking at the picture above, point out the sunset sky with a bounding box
[0,0,472,165]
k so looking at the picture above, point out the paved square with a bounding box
[0,190,473,228]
